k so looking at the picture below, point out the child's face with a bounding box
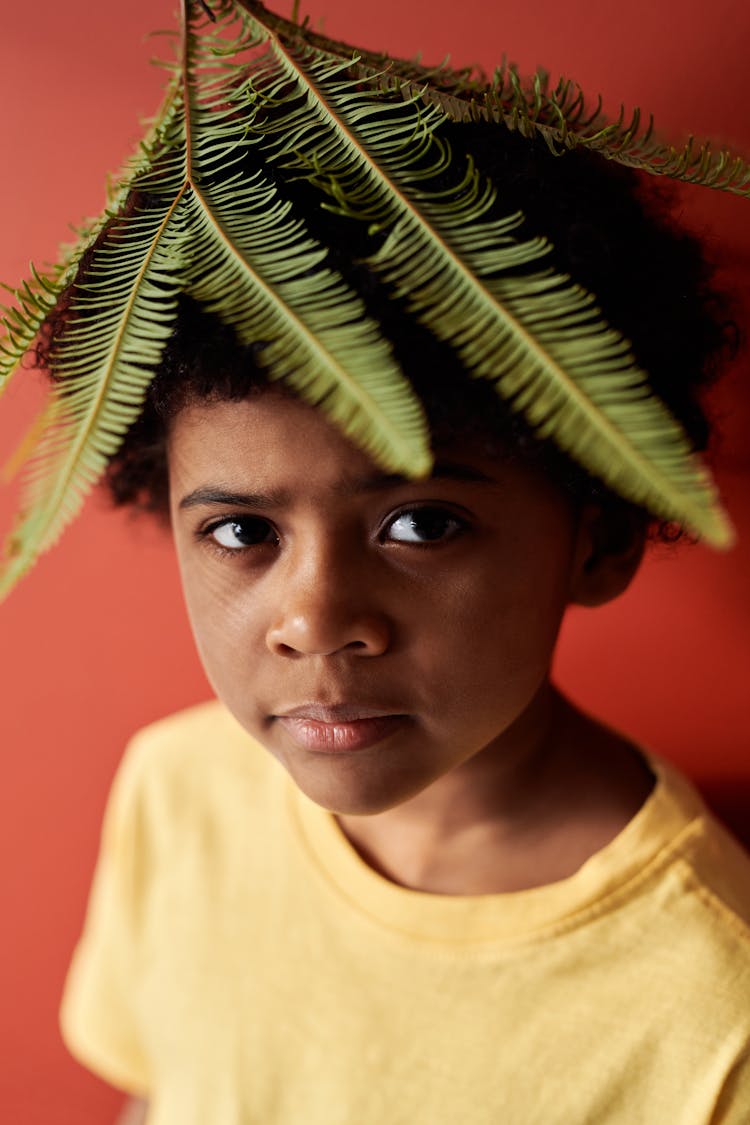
[168,391,590,816]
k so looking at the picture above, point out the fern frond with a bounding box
[0,76,185,403]
[233,0,750,197]
[0,264,70,393]
[0,0,740,602]
[0,73,189,594]
[0,0,431,597]
[231,16,732,546]
[179,0,429,473]
[0,183,190,597]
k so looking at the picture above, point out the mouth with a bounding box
[273,704,410,754]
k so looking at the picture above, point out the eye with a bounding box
[383,507,467,545]
[205,517,278,551]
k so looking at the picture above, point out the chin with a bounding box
[287,759,431,817]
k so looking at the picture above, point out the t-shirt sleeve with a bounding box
[59,733,153,1095]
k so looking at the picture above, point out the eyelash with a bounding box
[197,506,469,556]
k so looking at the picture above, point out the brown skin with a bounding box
[168,392,654,896]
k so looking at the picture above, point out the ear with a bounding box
[568,503,649,607]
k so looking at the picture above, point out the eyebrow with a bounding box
[179,487,289,511]
[178,461,497,511]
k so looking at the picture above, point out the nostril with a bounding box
[266,610,391,658]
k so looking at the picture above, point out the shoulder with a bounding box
[108,701,282,851]
[654,757,750,939]
[639,761,750,1033]
[126,698,250,757]
[677,814,750,948]
[123,699,267,784]
[654,827,750,1094]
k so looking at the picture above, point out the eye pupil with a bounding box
[231,521,253,544]
[412,512,448,539]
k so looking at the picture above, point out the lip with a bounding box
[274,704,409,753]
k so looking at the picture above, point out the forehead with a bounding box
[169,391,377,479]
[166,391,566,510]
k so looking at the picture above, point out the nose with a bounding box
[265,541,392,658]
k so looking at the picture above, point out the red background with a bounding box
[1,1,749,1120]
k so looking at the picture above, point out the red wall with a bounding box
[1,1,748,1120]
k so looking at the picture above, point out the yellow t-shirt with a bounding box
[61,701,750,1124]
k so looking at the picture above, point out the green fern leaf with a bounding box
[0,183,190,598]
[0,0,430,597]
[0,72,189,595]
[179,0,429,474]
[0,265,71,393]
[0,0,740,602]
[0,76,184,402]
[230,18,732,546]
[233,0,750,198]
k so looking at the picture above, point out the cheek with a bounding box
[413,536,574,715]
[176,552,264,698]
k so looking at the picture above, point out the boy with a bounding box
[3,1,750,1120]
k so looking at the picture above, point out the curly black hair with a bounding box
[40,120,737,541]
